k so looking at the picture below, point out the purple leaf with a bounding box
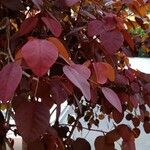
[101,87,122,113]
[0,63,22,102]
[32,0,43,9]
[64,0,80,7]
[19,17,38,36]
[13,97,50,142]
[21,39,58,77]
[41,17,62,37]
[87,20,105,37]
[101,30,124,55]
[0,0,25,11]
[63,64,91,100]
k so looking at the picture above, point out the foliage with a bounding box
[0,0,150,149]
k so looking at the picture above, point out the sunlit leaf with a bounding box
[21,39,58,76]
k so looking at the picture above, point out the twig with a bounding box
[34,77,39,97]
[5,17,38,81]
[60,123,108,134]
[67,116,80,140]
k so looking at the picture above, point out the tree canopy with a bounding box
[0,0,150,149]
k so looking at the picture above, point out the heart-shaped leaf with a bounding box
[101,30,124,55]
[63,64,91,100]
[101,87,122,113]
[0,63,22,103]
[42,17,62,37]
[93,62,115,84]
[21,39,58,77]
[47,37,70,63]
[87,20,105,37]
[13,97,50,142]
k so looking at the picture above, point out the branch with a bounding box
[60,123,108,134]
[5,17,38,81]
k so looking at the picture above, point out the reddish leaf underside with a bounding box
[101,87,122,113]
[41,17,62,37]
[21,39,58,77]
[13,98,50,142]
[0,63,22,103]
[63,64,91,100]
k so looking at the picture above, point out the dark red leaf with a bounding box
[0,0,25,11]
[21,39,58,77]
[132,117,140,127]
[31,80,54,108]
[92,62,107,84]
[87,20,105,37]
[0,63,22,103]
[129,95,138,108]
[41,17,62,37]
[143,121,150,133]
[144,82,150,92]
[132,128,141,138]
[32,0,43,9]
[115,73,129,85]
[121,30,135,51]
[49,80,68,104]
[64,0,80,7]
[27,139,45,150]
[95,136,114,150]
[122,140,136,150]
[71,138,91,150]
[103,14,116,31]
[101,87,122,113]
[117,124,134,142]
[135,16,144,26]
[43,134,64,150]
[101,30,124,55]
[131,82,140,93]
[122,0,132,4]
[63,64,91,100]
[105,129,120,144]
[19,17,38,36]
[13,98,50,142]
[112,109,124,124]
[125,69,136,82]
